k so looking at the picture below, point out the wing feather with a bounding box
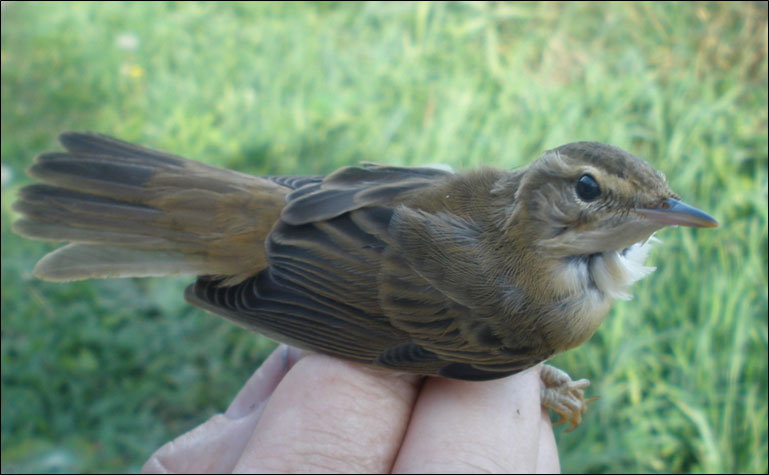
[187,164,544,379]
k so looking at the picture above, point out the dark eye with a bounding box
[576,174,601,201]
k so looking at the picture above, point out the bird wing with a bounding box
[379,206,548,379]
[186,164,544,380]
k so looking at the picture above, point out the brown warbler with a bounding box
[13,133,718,429]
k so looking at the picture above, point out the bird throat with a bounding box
[546,237,658,352]
[587,237,658,301]
[553,236,657,303]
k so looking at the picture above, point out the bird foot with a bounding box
[540,364,597,432]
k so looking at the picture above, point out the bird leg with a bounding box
[539,364,596,432]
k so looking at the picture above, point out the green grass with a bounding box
[1,2,766,473]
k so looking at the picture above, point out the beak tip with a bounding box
[637,198,719,229]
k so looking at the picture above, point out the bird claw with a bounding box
[540,364,597,432]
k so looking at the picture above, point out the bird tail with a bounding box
[12,132,288,285]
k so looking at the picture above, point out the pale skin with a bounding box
[142,345,560,473]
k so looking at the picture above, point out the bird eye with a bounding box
[576,174,601,201]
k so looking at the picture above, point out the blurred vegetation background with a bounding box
[1,2,766,473]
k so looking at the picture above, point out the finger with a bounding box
[142,345,303,474]
[233,353,421,473]
[392,366,547,473]
[226,345,305,418]
[535,408,560,474]
[142,411,262,474]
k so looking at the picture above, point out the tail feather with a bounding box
[13,220,176,248]
[59,132,189,164]
[16,184,163,230]
[13,132,289,284]
[13,186,200,249]
[31,244,209,282]
[29,154,156,202]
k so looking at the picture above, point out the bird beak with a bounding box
[636,198,719,228]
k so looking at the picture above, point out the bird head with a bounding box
[510,142,718,259]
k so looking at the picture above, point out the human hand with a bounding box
[142,345,559,473]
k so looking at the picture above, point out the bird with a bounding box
[12,132,718,429]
